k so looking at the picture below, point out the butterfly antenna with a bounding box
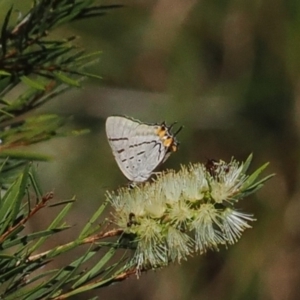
[168,122,178,130]
[174,125,183,136]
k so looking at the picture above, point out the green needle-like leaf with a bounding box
[241,153,253,174]
[79,199,109,238]
[2,227,70,250]
[29,202,74,254]
[241,162,270,191]
[54,72,80,86]
[0,165,29,236]
[72,247,117,288]
[20,76,46,90]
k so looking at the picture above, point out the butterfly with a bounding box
[105,116,182,183]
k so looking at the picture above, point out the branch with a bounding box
[28,228,124,262]
[0,192,53,243]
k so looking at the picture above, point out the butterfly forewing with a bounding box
[106,116,138,181]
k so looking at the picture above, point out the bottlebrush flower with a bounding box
[108,154,272,270]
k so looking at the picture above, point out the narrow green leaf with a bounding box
[79,199,109,238]
[1,6,13,55]
[54,72,80,87]
[46,245,96,298]
[241,162,269,191]
[28,168,43,199]
[241,153,253,174]
[8,284,48,300]
[75,51,102,61]
[5,262,52,300]
[29,202,73,253]
[240,174,275,197]
[239,184,264,198]
[10,164,30,222]
[48,198,76,207]
[0,166,29,235]
[21,269,58,286]
[78,71,102,80]
[0,98,11,104]
[25,249,94,299]
[0,151,52,161]
[66,262,129,297]
[0,253,16,259]
[72,247,116,288]
[0,160,26,184]
[0,262,26,282]
[0,109,14,118]
[0,156,9,172]
[28,81,69,109]
[2,227,70,250]
[20,76,46,90]
[0,70,11,76]
[252,173,275,187]
[0,176,23,222]
[0,224,25,243]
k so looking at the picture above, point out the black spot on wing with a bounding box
[128,140,161,148]
[109,137,128,141]
[136,151,145,156]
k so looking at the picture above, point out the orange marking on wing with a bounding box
[156,125,177,151]
[163,137,173,147]
[156,126,167,139]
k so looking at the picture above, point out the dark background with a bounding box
[2,0,300,299]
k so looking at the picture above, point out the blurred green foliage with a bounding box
[1,0,299,300]
[0,1,131,299]
[42,1,299,300]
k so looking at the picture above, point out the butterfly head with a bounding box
[156,122,183,153]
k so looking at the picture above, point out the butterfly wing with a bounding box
[126,123,167,182]
[106,116,140,181]
[106,116,178,183]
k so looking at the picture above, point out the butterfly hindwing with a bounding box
[126,124,167,182]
